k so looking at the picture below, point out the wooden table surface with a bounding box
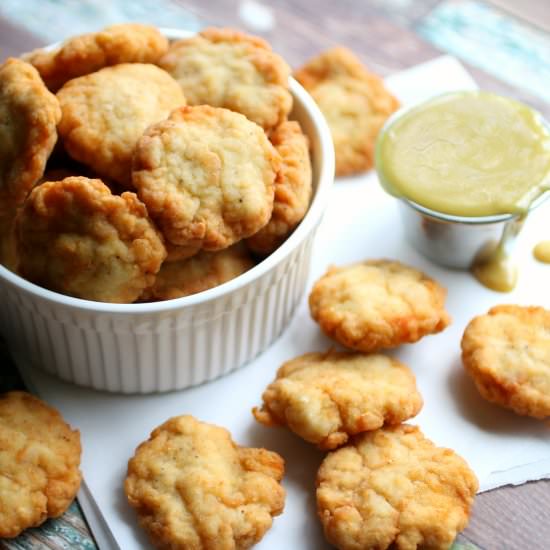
[1,1,549,549]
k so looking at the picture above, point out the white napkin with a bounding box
[19,55,550,550]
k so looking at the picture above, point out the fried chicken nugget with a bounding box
[0,58,61,269]
[0,392,81,538]
[142,243,255,301]
[159,27,292,130]
[309,259,450,352]
[246,120,312,256]
[294,47,399,176]
[253,351,422,450]
[125,415,285,550]
[23,23,168,91]
[16,177,166,303]
[317,425,478,550]
[133,105,279,251]
[57,63,186,186]
[462,305,550,418]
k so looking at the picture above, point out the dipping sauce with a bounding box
[533,240,550,263]
[376,91,550,292]
[377,91,550,217]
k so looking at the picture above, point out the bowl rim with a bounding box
[375,89,550,225]
[0,27,335,314]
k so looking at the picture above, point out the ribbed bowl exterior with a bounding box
[0,30,334,393]
[0,232,315,393]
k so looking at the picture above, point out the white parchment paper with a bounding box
[19,56,550,550]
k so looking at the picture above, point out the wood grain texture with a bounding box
[173,0,549,117]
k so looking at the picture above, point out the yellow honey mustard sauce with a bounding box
[377,91,550,292]
[533,240,550,263]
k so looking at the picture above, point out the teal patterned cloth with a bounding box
[0,0,202,41]
[418,0,550,103]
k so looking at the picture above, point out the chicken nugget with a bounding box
[317,425,478,550]
[0,391,81,538]
[125,415,285,550]
[159,27,292,130]
[294,47,399,176]
[141,243,254,301]
[462,304,550,418]
[246,120,312,255]
[309,259,450,352]
[16,176,166,303]
[253,350,422,450]
[57,63,186,186]
[133,105,279,251]
[23,23,168,91]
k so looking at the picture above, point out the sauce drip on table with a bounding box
[533,240,550,263]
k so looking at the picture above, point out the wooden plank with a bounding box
[487,0,550,33]
[0,14,44,60]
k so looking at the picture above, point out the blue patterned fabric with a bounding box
[0,0,203,41]
[418,0,550,103]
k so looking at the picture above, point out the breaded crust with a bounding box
[309,259,450,352]
[16,177,166,303]
[133,105,279,251]
[57,63,185,186]
[159,27,292,130]
[461,305,550,418]
[23,23,169,91]
[246,120,312,255]
[294,47,399,176]
[317,425,478,550]
[253,350,423,450]
[0,58,60,213]
[125,415,285,550]
[141,243,254,301]
[0,392,81,538]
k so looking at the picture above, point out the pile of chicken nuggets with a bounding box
[0,24,314,303]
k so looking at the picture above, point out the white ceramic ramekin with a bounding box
[0,29,334,393]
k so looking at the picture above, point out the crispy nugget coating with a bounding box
[159,27,292,130]
[56,63,185,186]
[0,58,61,214]
[0,392,81,538]
[317,425,478,550]
[142,243,255,301]
[125,415,285,550]
[253,351,422,450]
[16,177,166,303]
[23,24,168,91]
[461,305,550,418]
[309,260,450,352]
[246,121,312,255]
[294,47,399,176]
[133,105,279,251]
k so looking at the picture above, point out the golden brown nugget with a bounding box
[125,415,285,550]
[309,259,450,352]
[294,47,399,176]
[246,121,312,255]
[57,63,186,186]
[0,58,61,216]
[159,27,292,130]
[253,351,422,450]
[142,243,255,301]
[462,305,550,418]
[317,425,478,550]
[0,391,81,538]
[16,177,166,303]
[133,105,279,251]
[23,23,168,91]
